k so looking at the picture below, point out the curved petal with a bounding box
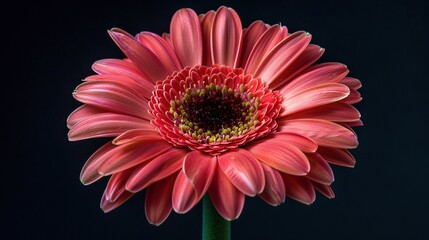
[211,7,242,67]
[145,174,176,226]
[170,8,203,67]
[264,132,318,153]
[339,77,361,90]
[80,142,117,185]
[172,171,199,214]
[218,149,265,196]
[245,140,310,176]
[278,119,358,149]
[253,31,311,88]
[104,168,133,202]
[209,165,245,221]
[258,164,285,206]
[126,148,187,192]
[237,20,269,68]
[272,44,325,90]
[98,139,172,176]
[280,63,349,96]
[108,29,172,83]
[68,113,152,141]
[317,147,356,168]
[100,191,133,213]
[285,102,361,122]
[282,175,315,205]
[280,83,350,117]
[244,24,288,75]
[112,129,162,145]
[73,80,151,120]
[200,10,215,66]
[67,104,104,129]
[306,153,334,185]
[312,181,335,199]
[183,151,217,198]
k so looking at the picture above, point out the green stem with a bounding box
[202,195,231,240]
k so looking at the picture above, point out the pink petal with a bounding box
[264,132,318,153]
[200,10,215,66]
[339,77,362,90]
[317,147,356,168]
[126,148,187,192]
[280,83,350,117]
[237,20,269,68]
[209,165,245,220]
[253,31,311,88]
[218,149,265,196]
[67,104,104,129]
[80,142,117,185]
[245,140,310,176]
[211,7,242,67]
[342,88,362,104]
[244,24,288,75]
[282,175,315,205]
[73,80,151,120]
[170,8,203,67]
[104,168,133,202]
[284,102,361,122]
[100,191,133,213]
[172,171,200,214]
[278,119,358,149]
[68,113,152,141]
[258,164,285,206]
[305,153,334,185]
[312,181,335,199]
[112,129,162,145]
[145,174,176,226]
[108,29,172,83]
[136,32,182,72]
[280,63,349,97]
[84,74,152,101]
[271,44,325,90]
[98,139,172,176]
[182,151,217,199]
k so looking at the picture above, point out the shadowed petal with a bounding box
[183,151,217,198]
[282,175,315,205]
[80,142,118,185]
[209,165,245,220]
[278,119,358,149]
[200,10,215,66]
[100,191,133,213]
[317,147,356,168]
[104,168,133,202]
[68,114,152,141]
[280,83,350,117]
[246,140,310,176]
[211,7,242,67]
[258,164,285,206]
[112,129,162,145]
[108,29,172,83]
[145,174,176,226]
[312,181,335,199]
[218,149,265,196]
[306,153,334,185]
[126,148,187,192]
[171,8,203,67]
[263,133,318,153]
[172,171,199,214]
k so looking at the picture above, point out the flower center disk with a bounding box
[150,65,281,154]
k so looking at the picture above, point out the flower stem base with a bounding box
[202,195,231,240]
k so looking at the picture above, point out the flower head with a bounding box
[68,6,362,225]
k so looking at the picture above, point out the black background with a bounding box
[6,0,429,239]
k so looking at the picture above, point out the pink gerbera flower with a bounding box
[68,6,362,225]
